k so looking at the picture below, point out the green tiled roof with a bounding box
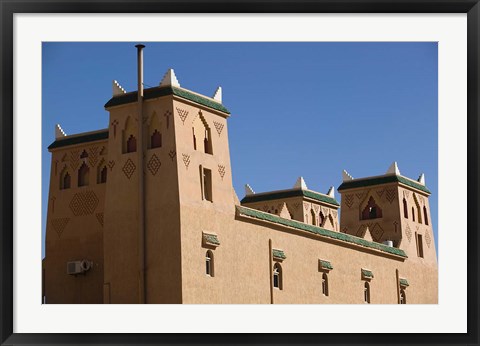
[272,249,286,260]
[241,189,339,207]
[48,130,108,150]
[104,86,230,114]
[203,233,220,246]
[362,269,374,279]
[338,175,431,194]
[399,278,409,287]
[319,260,333,270]
[236,206,407,258]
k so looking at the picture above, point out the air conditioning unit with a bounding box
[67,260,92,275]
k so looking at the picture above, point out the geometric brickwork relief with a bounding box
[332,210,338,218]
[111,119,119,138]
[70,149,80,171]
[356,224,367,237]
[263,205,269,212]
[403,190,410,199]
[376,189,385,198]
[122,159,136,179]
[100,146,107,156]
[213,121,224,136]
[164,110,172,129]
[69,191,99,216]
[312,204,320,214]
[345,194,354,208]
[176,107,189,124]
[355,192,364,200]
[96,212,104,227]
[218,165,226,179]
[147,154,161,176]
[370,223,384,242]
[405,223,412,242]
[182,154,191,169]
[88,147,100,167]
[108,160,115,171]
[169,150,176,161]
[425,229,432,248]
[321,207,329,216]
[293,202,300,210]
[385,188,396,204]
[51,217,69,238]
[303,202,311,212]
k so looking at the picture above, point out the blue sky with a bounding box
[42,42,438,257]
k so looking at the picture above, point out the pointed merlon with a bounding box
[245,184,255,196]
[386,161,401,175]
[342,170,354,182]
[112,80,126,96]
[293,176,308,190]
[55,124,67,139]
[212,86,222,103]
[327,186,335,198]
[159,68,180,87]
[418,173,425,185]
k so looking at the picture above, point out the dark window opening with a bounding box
[273,263,282,290]
[61,172,71,190]
[403,198,408,218]
[423,206,429,226]
[322,273,329,296]
[78,162,89,187]
[192,128,197,150]
[412,207,415,222]
[417,234,424,258]
[206,250,214,277]
[361,196,383,220]
[99,166,107,184]
[80,150,88,158]
[400,289,406,304]
[151,129,162,149]
[126,135,137,153]
[364,282,370,303]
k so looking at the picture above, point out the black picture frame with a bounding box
[1,1,479,345]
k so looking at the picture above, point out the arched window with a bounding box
[403,198,408,218]
[98,165,107,184]
[311,209,316,226]
[192,128,197,150]
[150,129,162,149]
[364,282,370,303]
[60,170,71,190]
[78,162,89,187]
[361,196,382,220]
[400,289,406,304]
[412,207,415,222]
[423,206,429,226]
[273,263,283,290]
[126,135,137,153]
[319,212,325,226]
[205,250,214,277]
[322,273,329,296]
[413,194,423,224]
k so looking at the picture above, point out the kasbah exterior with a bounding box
[43,45,438,304]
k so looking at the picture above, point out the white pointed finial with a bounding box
[293,176,308,190]
[418,173,425,185]
[55,124,67,139]
[386,161,401,175]
[342,170,354,182]
[245,184,255,196]
[212,86,222,102]
[327,186,335,198]
[159,68,180,87]
[112,80,126,96]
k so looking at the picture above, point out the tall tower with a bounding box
[102,49,233,303]
[337,162,437,267]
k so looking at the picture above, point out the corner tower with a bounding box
[337,162,437,266]
[102,48,233,303]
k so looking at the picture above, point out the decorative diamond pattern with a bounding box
[122,159,136,179]
[51,218,70,238]
[147,154,161,175]
[69,191,99,216]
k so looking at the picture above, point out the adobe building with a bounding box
[43,45,438,304]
